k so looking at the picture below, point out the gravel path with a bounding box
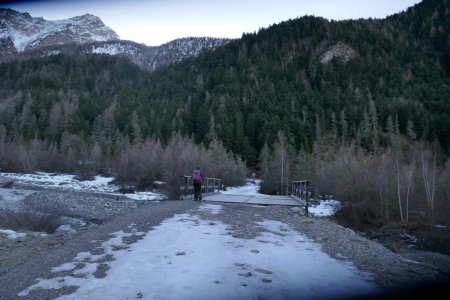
[0,200,194,300]
[1,192,449,300]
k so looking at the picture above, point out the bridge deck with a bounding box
[203,193,303,206]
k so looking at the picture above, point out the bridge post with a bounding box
[290,180,311,216]
[305,181,309,217]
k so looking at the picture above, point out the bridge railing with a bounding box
[180,175,222,200]
[291,180,311,216]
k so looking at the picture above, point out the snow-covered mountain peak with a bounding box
[0,8,119,52]
[0,9,232,71]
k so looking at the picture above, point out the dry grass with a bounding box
[0,202,65,234]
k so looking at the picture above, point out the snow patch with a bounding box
[0,228,26,239]
[51,262,77,273]
[198,204,222,215]
[309,199,341,217]
[222,180,261,196]
[0,172,164,201]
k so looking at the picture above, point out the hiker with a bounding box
[192,166,205,201]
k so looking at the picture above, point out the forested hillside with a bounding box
[0,0,449,223]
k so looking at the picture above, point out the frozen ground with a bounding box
[0,188,35,210]
[19,203,379,300]
[0,172,164,201]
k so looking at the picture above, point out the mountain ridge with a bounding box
[0,8,119,52]
[0,8,232,71]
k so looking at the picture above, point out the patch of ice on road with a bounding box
[0,228,26,239]
[198,204,222,215]
[73,263,99,276]
[19,227,146,297]
[52,263,77,273]
[19,213,379,300]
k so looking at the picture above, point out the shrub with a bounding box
[0,202,65,234]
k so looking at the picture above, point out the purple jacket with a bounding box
[192,169,204,183]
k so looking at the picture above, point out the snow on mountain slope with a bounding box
[0,8,118,52]
[148,37,231,70]
[0,8,231,71]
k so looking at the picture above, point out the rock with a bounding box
[59,216,87,230]
[289,207,302,214]
[320,43,357,64]
[55,225,77,236]
[1,180,14,188]
[117,187,135,194]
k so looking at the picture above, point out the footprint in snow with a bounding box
[254,268,273,275]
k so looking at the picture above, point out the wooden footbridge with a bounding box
[180,176,312,213]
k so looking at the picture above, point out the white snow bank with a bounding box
[0,172,164,201]
[309,199,341,217]
[222,180,261,196]
[0,228,26,239]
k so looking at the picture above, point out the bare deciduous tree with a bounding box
[421,145,437,217]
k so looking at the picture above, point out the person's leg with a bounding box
[194,182,199,200]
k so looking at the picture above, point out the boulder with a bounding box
[1,180,14,188]
[55,224,77,236]
[289,207,302,214]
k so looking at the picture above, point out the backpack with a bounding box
[192,170,202,183]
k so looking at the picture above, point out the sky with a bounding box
[17,203,379,299]
[1,0,422,46]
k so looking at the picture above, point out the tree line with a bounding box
[0,127,246,196]
[0,0,448,222]
[258,125,450,226]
